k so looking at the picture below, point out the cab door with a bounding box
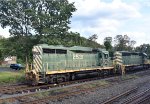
[97,52,102,66]
[101,51,110,67]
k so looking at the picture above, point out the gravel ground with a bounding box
[47,70,150,104]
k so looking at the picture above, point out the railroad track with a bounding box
[21,85,99,104]
[0,74,114,96]
[0,74,136,104]
[101,87,138,104]
[0,71,142,98]
[101,87,150,104]
[122,88,150,104]
[0,78,108,104]
[0,70,149,104]
[0,84,28,94]
[0,67,148,95]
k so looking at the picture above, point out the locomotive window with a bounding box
[122,52,131,56]
[99,53,102,58]
[104,54,108,58]
[139,53,143,56]
[92,49,99,53]
[43,48,55,54]
[56,49,67,54]
[73,50,92,53]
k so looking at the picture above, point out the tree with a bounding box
[114,35,136,51]
[0,0,76,63]
[127,40,136,51]
[135,44,150,58]
[0,36,6,61]
[87,34,101,48]
[88,34,98,42]
[104,37,112,51]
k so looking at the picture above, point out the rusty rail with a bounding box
[0,75,109,95]
[0,82,105,104]
[101,87,138,104]
[122,88,150,104]
[21,85,101,104]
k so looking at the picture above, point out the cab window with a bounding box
[99,53,102,58]
[104,54,108,59]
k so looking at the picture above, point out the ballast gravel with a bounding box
[48,70,150,104]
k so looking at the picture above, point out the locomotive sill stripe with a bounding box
[34,61,41,72]
[34,46,42,56]
[34,59,42,71]
[115,60,122,62]
[34,54,42,65]
[114,57,122,59]
[35,46,42,54]
[33,46,42,64]
[34,46,42,59]
[34,56,42,69]
[46,67,114,74]
[33,60,40,70]
[33,55,42,67]
[114,57,122,60]
[34,58,42,68]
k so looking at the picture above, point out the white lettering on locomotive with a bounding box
[73,54,83,59]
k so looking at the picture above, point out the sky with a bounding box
[68,0,150,46]
[0,0,150,46]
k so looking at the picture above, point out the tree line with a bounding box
[0,33,103,63]
[104,35,150,58]
[0,0,149,64]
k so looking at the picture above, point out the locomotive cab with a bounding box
[142,53,148,64]
[99,50,110,67]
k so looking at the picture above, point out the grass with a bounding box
[0,70,25,84]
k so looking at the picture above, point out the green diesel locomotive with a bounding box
[25,44,149,85]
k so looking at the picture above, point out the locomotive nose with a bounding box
[25,70,39,86]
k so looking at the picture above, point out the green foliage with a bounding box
[30,0,76,36]
[114,35,136,51]
[1,32,103,63]
[135,44,150,59]
[87,34,103,48]
[0,37,9,61]
[0,0,103,63]
[0,0,76,63]
[104,37,112,51]
[0,71,25,84]
[104,41,112,51]
[37,32,103,48]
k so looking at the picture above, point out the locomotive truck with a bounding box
[25,44,149,85]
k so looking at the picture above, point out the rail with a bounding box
[101,87,138,104]
[122,88,150,104]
